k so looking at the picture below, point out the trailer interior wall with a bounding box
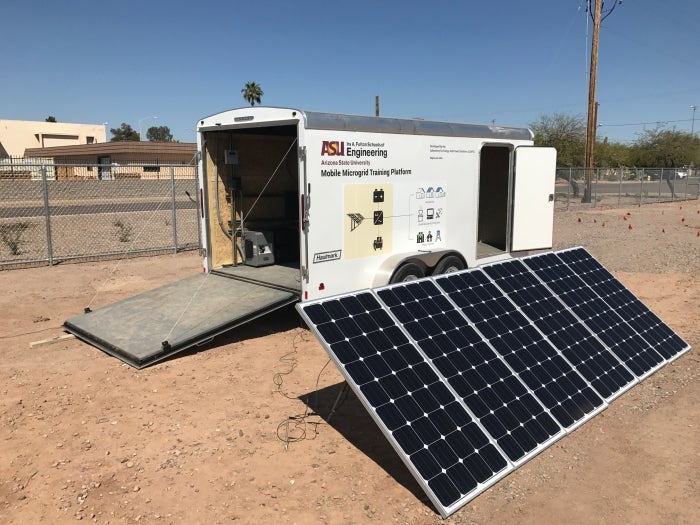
[202,127,299,270]
[477,145,511,253]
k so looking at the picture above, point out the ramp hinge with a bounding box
[161,340,171,351]
[84,307,92,313]
[301,265,308,280]
[299,146,306,162]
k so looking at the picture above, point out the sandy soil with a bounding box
[1,201,698,525]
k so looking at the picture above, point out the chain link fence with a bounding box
[0,160,200,269]
[2,159,698,268]
[555,167,700,209]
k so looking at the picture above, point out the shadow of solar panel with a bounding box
[556,248,689,362]
[435,269,605,430]
[523,250,677,378]
[481,258,636,401]
[299,290,511,517]
[377,281,562,465]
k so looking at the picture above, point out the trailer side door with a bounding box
[511,146,557,252]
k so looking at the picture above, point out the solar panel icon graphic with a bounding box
[296,247,690,518]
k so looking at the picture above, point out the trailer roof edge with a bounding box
[198,107,533,141]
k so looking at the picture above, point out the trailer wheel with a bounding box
[433,255,465,275]
[390,262,425,283]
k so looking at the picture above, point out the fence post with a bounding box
[617,168,622,206]
[40,164,54,265]
[593,168,599,207]
[170,165,178,253]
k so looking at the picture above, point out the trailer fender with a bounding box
[372,251,466,288]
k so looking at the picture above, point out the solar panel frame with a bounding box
[524,248,690,379]
[297,289,518,518]
[376,280,566,464]
[297,246,690,518]
[479,257,639,402]
[554,247,690,363]
[434,267,608,432]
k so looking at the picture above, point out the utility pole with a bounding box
[691,105,698,175]
[583,0,621,203]
[375,96,380,117]
[583,0,601,203]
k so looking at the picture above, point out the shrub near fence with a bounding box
[0,162,200,269]
[555,167,700,209]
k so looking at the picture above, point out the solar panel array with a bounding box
[296,247,689,518]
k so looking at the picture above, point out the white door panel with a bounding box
[511,147,557,251]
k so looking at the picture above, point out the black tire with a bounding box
[433,255,465,275]
[390,262,425,283]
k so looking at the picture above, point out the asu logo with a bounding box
[321,141,345,156]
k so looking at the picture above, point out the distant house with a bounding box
[0,119,107,158]
[23,142,197,180]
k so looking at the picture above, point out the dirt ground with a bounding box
[1,201,698,525]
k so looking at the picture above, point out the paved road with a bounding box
[2,179,696,220]
[0,200,197,219]
[556,177,699,197]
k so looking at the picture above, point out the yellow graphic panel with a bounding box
[344,184,393,259]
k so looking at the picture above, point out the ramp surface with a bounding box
[65,273,297,368]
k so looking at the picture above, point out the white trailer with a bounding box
[197,107,556,300]
[64,108,556,367]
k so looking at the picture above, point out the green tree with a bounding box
[529,113,586,167]
[595,137,631,167]
[146,125,174,142]
[241,81,264,106]
[45,116,57,122]
[110,123,139,142]
[629,126,697,167]
[529,112,587,197]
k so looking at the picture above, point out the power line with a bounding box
[599,118,695,128]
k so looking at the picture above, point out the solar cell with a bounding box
[523,250,685,378]
[481,258,636,401]
[300,290,511,516]
[377,281,563,464]
[555,248,689,362]
[435,269,605,430]
[297,247,690,518]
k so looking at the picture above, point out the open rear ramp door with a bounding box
[511,146,557,251]
[64,273,297,368]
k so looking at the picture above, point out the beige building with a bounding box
[0,119,107,158]
[23,142,197,180]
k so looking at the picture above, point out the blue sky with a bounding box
[3,0,699,144]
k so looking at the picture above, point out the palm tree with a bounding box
[241,82,264,106]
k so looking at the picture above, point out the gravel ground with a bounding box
[0,200,697,525]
